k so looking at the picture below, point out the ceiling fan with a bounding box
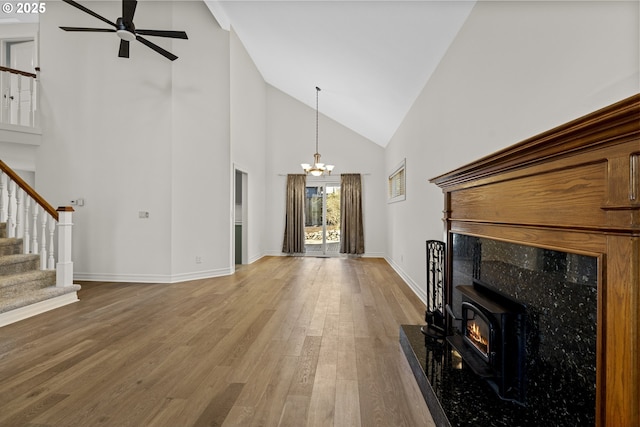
[59,0,188,61]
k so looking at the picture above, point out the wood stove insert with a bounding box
[448,280,527,405]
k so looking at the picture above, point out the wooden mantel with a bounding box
[431,94,639,427]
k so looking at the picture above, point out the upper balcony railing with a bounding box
[0,65,38,129]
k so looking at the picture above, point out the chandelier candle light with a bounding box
[301,86,334,176]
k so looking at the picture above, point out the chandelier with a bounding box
[301,86,334,176]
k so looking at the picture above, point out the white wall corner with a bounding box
[248,253,266,265]
[204,0,230,31]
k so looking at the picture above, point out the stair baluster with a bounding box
[16,74,22,126]
[0,172,5,222]
[31,201,38,254]
[39,207,47,270]
[30,73,36,127]
[16,187,23,238]
[23,198,30,254]
[47,216,55,270]
[6,180,14,238]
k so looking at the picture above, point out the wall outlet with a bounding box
[196,256,202,264]
[138,211,150,219]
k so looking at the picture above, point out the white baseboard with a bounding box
[264,250,285,257]
[362,251,385,258]
[248,253,265,264]
[74,267,233,284]
[0,292,79,328]
[384,256,427,305]
[263,251,386,258]
[168,267,234,283]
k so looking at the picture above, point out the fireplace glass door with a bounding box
[462,302,491,362]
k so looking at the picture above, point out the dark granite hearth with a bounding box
[400,325,595,427]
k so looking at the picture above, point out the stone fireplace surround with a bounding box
[401,94,639,427]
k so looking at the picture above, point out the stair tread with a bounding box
[0,222,79,322]
[0,253,39,265]
[0,237,22,245]
[0,238,24,257]
[0,284,81,314]
[0,269,56,288]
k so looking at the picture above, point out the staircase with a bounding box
[1,68,79,326]
[0,222,80,326]
[0,158,80,327]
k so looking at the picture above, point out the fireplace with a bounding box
[400,95,639,426]
[401,234,599,426]
[447,279,526,404]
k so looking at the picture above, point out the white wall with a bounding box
[265,86,387,257]
[15,0,637,289]
[0,141,37,171]
[24,0,386,282]
[36,1,232,282]
[385,1,640,302]
[170,1,231,280]
[230,27,268,265]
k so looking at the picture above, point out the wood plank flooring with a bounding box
[0,256,435,427]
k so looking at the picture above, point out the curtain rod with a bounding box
[277,173,372,176]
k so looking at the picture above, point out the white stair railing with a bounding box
[0,160,74,287]
[0,66,38,128]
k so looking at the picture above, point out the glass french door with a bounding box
[304,183,341,255]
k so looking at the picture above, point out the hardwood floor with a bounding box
[0,256,435,427]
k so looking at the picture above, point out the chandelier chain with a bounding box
[316,86,320,154]
[301,85,333,176]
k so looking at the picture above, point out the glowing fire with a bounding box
[467,321,489,354]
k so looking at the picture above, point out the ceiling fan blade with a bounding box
[61,0,117,28]
[136,35,178,61]
[119,40,130,58]
[59,26,116,33]
[135,29,188,40]
[122,0,137,25]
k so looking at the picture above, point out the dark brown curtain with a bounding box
[340,173,364,254]
[282,174,306,254]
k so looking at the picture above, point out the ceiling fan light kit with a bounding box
[116,30,136,42]
[59,0,188,61]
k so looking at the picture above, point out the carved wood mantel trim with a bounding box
[431,94,640,427]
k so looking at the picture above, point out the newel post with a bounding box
[56,206,74,287]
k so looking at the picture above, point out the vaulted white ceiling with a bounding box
[1,0,475,147]
[207,1,475,146]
